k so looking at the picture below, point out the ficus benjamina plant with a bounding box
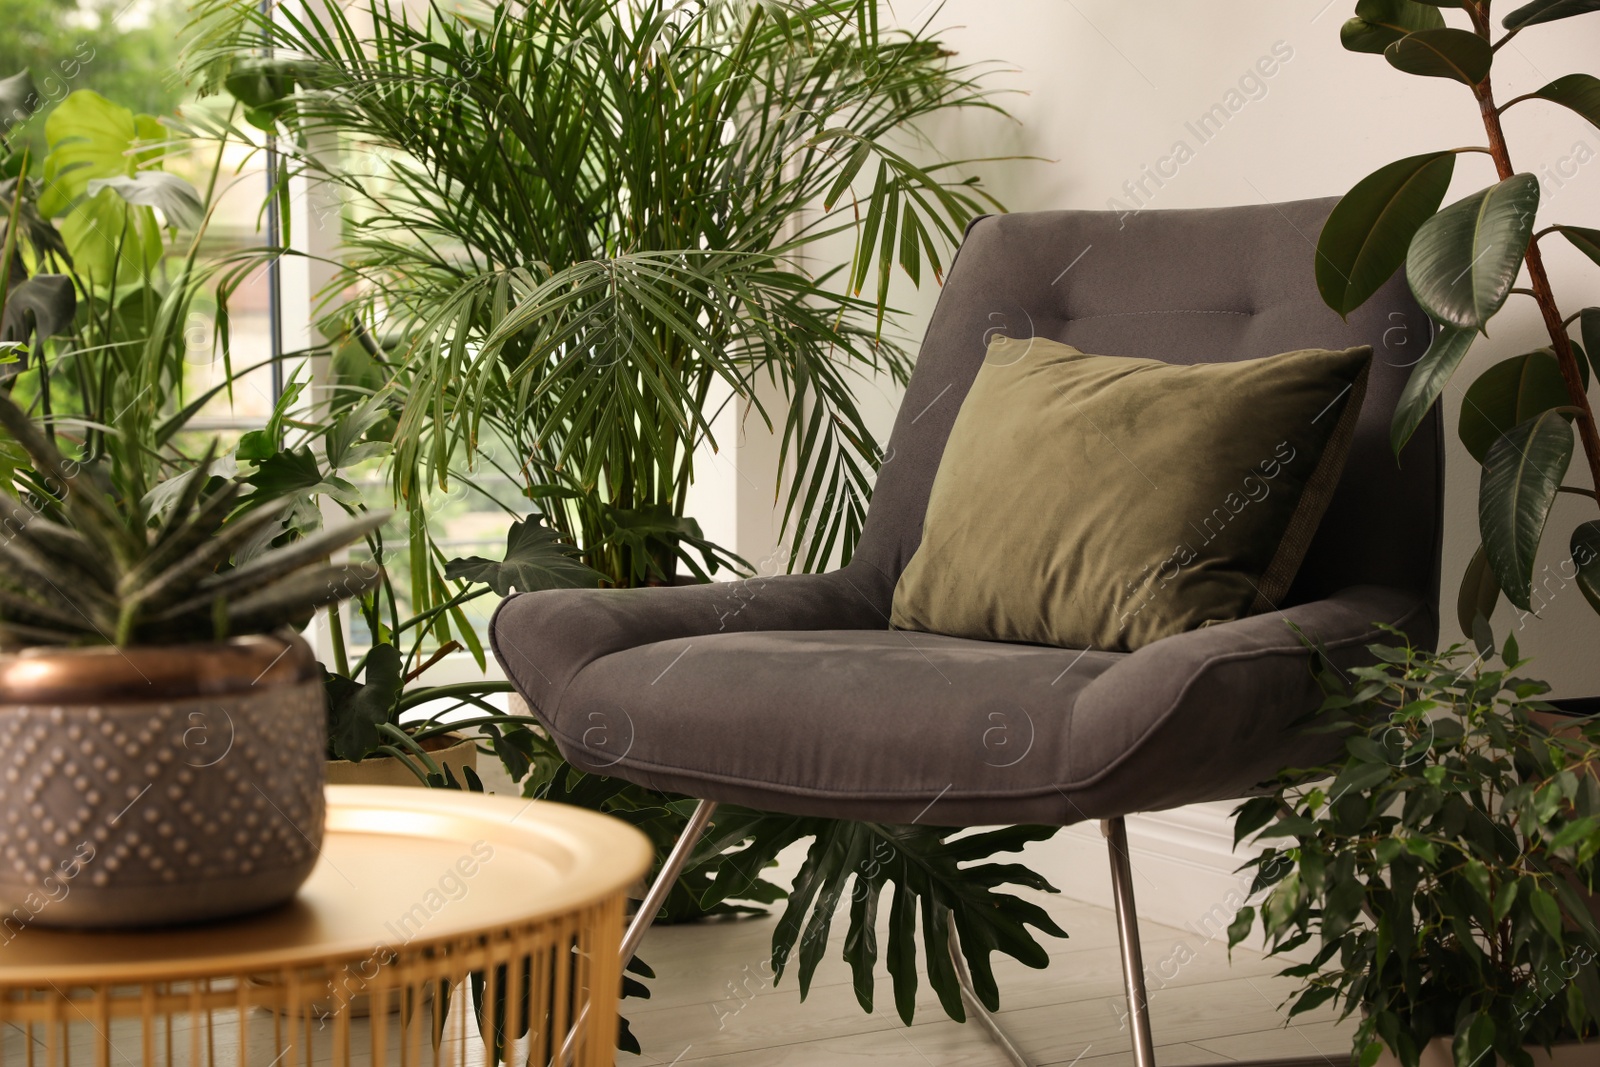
[1315,0,1600,635]
[1230,627,1600,1067]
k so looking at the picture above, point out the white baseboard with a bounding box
[1016,801,1272,951]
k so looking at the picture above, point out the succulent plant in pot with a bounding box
[0,394,387,928]
[1229,628,1600,1067]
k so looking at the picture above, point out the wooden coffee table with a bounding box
[0,786,653,1067]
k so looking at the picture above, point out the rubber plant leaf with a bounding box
[1383,28,1493,84]
[1391,321,1475,453]
[1317,151,1455,317]
[1340,0,1446,54]
[1522,74,1600,133]
[1571,520,1600,614]
[1479,410,1574,610]
[1406,175,1540,331]
[1457,543,1501,635]
[1560,224,1600,268]
[1503,0,1600,29]
[1458,349,1573,462]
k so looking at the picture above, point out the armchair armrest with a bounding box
[490,563,894,716]
[1063,585,1436,818]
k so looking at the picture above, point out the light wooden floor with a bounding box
[616,887,1356,1067]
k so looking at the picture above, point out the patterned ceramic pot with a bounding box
[0,633,325,929]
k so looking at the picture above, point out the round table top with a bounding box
[0,786,654,986]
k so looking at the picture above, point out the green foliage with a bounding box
[1318,2,1600,639]
[187,0,1017,593]
[1231,631,1600,1067]
[521,751,1068,1028]
[0,392,386,646]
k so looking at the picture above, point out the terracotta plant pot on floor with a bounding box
[325,734,478,788]
[1376,1037,1593,1067]
[0,634,325,929]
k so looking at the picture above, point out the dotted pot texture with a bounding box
[0,635,326,929]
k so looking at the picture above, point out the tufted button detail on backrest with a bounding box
[849,198,1443,617]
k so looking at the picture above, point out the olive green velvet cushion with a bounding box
[890,337,1372,651]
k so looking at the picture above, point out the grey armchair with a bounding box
[491,198,1443,1066]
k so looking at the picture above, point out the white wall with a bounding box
[734,0,1600,695]
[719,2,1600,921]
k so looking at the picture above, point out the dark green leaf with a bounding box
[1528,886,1564,940]
[1392,322,1476,452]
[1459,349,1574,463]
[443,517,604,596]
[1341,0,1447,54]
[1408,176,1540,330]
[1456,543,1501,635]
[1560,224,1600,269]
[1317,151,1455,318]
[1480,411,1574,610]
[1227,905,1255,948]
[1522,73,1600,132]
[1384,28,1493,85]
[1571,521,1600,613]
[325,643,403,761]
[0,275,76,345]
[1503,0,1600,29]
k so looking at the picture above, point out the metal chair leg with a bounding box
[557,799,720,1065]
[1103,816,1157,1067]
[946,909,1036,1066]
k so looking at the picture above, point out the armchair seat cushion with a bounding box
[495,579,1432,826]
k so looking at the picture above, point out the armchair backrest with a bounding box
[852,198,1443,616]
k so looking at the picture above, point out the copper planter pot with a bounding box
[0,633,325,929]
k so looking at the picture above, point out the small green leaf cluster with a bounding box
[1231,628,1600,1067]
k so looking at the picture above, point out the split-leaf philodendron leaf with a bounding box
[1480,410,1574,610]
[1406,175,1540,331]
[1317,151,1455,318]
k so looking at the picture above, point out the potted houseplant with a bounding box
[1314,0,1600,638]
[0,394,386,928]
[1229,627,1600,1067]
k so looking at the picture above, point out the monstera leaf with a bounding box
[444,517,604,595]
[1406,176,1540,331]
[1318,151,1455,318]
[38,91,169,283]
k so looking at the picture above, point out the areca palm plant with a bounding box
[183,0,1068,1041]
[188,0,1009,589]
